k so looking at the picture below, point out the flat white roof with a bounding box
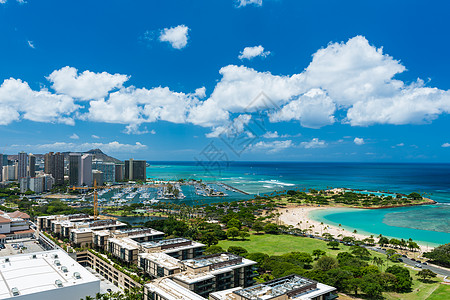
[209,287,242,300]
[0,249,99,299]
[139,252,180,270]
[146,278,206,300]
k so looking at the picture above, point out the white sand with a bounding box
[277,206,430,252]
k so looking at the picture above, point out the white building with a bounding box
[81,154,93,187]
[0,249,100,300]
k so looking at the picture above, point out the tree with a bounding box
[423,243,450,267]
[378,236,389,246]
[204,245,224,255]
[350,246,371,259]
[201,232,218,247]
[342,236,355,244]
[361,273,383,299]
[408,192,422,200]
[227,227,240,240]
[312,249,326,260]
[345,277,362,296]
[315,256,338,271]
[417,269,437,282]
[327,241,340,250]
[263,223,279,234]
[252,222,264,234]
[372,256,384,270]
[239,228,250,240]
[386,265,412,292]
[227,218,242,230]
[227,246,248,256]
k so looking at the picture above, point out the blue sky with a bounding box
[1,0,450,162]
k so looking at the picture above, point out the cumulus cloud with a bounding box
[159,25,189,49]
[91,135,100,139]
[206,114,252,138]
[238,45,270,60]
[442,143,450,148]
[269,89,335,128]
[70,133,79,140]
[47,66,129,100]
[1,35,450,136]
[252,140,293,153]
[0,78,78,125]
[353,137,364,145]
[300,138,327,149]
[262,131,279,138]
[236,0,262,7]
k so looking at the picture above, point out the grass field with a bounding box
[217,233,449,299]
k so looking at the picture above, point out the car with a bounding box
[107,289,112,293]
[422,262,428,265]
[411,258,416,261]
[415,264,422,268]
[416,260,422,263]
[398,258,403,262]
[402,254,407,258]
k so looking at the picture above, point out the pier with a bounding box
[219,182,250,195]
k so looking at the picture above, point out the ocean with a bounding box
[146,162,450,246]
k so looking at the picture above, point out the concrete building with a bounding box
[17,152,27,179]
[81,154,93,186]
[92,160,116,183]
[44,152,65,185]
[146,278,207,300]
[28,154,36,177]
[0,250,100,300]
[139,237,205,259]
[125,159,146,181]
[0,210,32,241]
[115,163,124,181]
[2,165,16,181]
[69,219,128,247]
[92,170,104,186]
[69,153,82,187]
[171,253,257,298]
[0,154,3,182]
[209,275,337,300]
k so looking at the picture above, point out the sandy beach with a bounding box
[277,205,431,252]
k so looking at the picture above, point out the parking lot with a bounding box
[0,238,46,257]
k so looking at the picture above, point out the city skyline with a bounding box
[1,0,450,162]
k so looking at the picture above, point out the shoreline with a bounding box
[277,205,436,252]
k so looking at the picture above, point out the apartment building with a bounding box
[209,275,337,300]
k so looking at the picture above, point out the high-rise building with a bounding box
[2,165,17,181]
[82,154,93,186]
[28,153,36,177]
[1,154,7,167]
[45,152,65,185]
[69,153,82,187]
[115,163,124,182]
[18,152,28,179]
[92,170,104,186]
[0,154,3,182]
[92,160,115,183]
[125,159,146,181]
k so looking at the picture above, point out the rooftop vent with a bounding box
[54,260,61,266]
[52,254,59,259]
[61,266,68,273]
[4,258,9,263]
[31,254,37,259]
[74,272,81,279]
[11,287,19,296]
[55,280,63,288]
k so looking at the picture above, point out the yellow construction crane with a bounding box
[70,180,108,220]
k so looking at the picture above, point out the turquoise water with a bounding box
[144,162,450,246]
[310,205,450,247]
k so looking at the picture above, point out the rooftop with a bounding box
[233,275,336,300]
[0,249,99,299]
[182,253,242,270]
[139,252,181,270]
[140,237,204,251]
[146,278,206,300]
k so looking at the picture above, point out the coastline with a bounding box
[277,205,435,252]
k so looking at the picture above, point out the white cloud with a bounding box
[252,140,293,153]
[236,0,262,7]
[0,78,78,125]
[47,66,129,100]
[150,129,156,135]
[91,135,100,139]
[269,89,335,128]
[206,114,252,138]
[442,143,450,148]
[353,137,364,145]
[27,40,35,49]
[300,138,327,149]
[262,131,279,138]
[70,133,79,140]
[159,25,189,49]
[238,45,270,60]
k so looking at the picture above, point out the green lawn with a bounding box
[425,284,450,300]
[218,233,449,299]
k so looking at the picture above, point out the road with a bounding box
[368,246,450,277]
